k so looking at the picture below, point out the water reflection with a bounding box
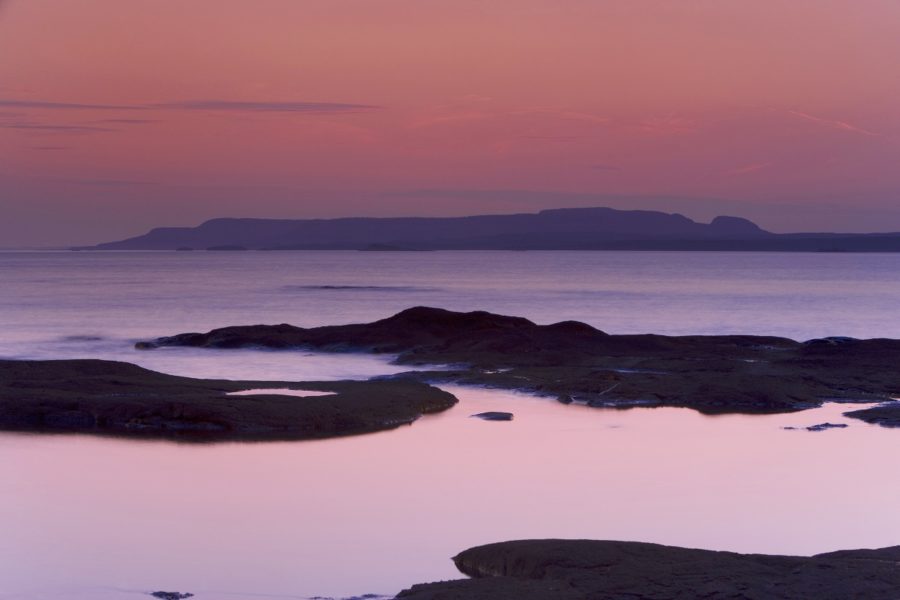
[2,386,898,599]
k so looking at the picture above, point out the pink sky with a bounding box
[1,0,899,245]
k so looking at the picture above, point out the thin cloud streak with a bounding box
[786,110,881,137]
[96,118,158,124]
[0,99,143,110]
[45,178,160,187]
[0,98,380,114]
[1,123,116,132]
[410,106,608,129]
[152,100,379,113]
[638,115,698,135]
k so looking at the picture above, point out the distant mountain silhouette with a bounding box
[83,207,900,252]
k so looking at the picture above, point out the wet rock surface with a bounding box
[137,306,900,424]
[396,539,900,600]
[0,359,456,441]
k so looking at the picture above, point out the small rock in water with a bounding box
[471,411,513,421]
[785,422,848,432]
[151,592,194,600]
[806,422,848,432]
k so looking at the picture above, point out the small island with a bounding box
[0,359,456,441]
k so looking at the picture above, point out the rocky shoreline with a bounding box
[396,539,900,599]
[0,359,456,441]
[6,306,899,437]
[136,306,900,426]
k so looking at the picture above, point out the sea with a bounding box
[1,250,899,599]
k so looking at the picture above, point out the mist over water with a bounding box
[2,251,900,599]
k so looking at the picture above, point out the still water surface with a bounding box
[1,251,899,598]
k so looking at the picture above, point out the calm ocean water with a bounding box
[3,250,900,371]
[2,251,900,599]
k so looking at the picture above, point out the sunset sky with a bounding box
[2,0,899,246]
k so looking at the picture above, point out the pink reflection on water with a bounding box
[227,388,337,398]
[1,387,899,599]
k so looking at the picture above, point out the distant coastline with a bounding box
[78,206,900,252]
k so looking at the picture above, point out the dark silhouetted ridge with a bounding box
[86,206,869,251]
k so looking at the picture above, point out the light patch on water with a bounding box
[227,388,337,398]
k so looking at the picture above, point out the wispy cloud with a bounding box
[151,100,378,113]
[0,100,143,111]
[410,110,493,128]
[95,118,158,124]
[638,115,697,135]
[0,98,380,114]
[1,122,116,133]
[520,135,583,141]
[787,110,880,137]
[46,178,159,187]
[519,109,608,125]
[410,106,608,129]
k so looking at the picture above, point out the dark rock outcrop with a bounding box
[397,539,900,599]
[150,593,194,600]
[844,403,900,428]
[136,307,900,424]
[0,359,456,441]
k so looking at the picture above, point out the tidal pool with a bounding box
[2,385,897,600]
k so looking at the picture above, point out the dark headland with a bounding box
[136,306,900,426]
[81,206,900,251]
[0,359,456,441]
[396,539,900,599]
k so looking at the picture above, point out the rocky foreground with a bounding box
[137,306,900,425]
[396,539,900,600]
[0,359,456,441]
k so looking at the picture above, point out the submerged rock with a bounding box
[397,539,900,599]
[471,411,513,421]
